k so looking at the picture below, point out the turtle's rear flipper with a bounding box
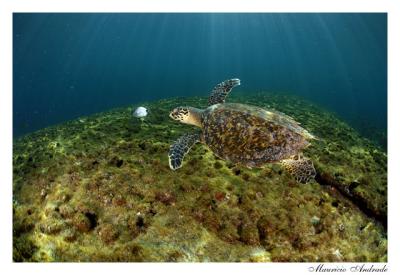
[208,78,241,106]
[168,133,201,170]
[280,156,316,183]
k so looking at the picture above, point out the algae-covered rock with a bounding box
[13,94,387,262]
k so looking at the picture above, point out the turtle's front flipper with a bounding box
[208,78,241,106]
[168,133,201,170]
[280,155,316,183]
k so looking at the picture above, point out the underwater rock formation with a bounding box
[13,93,387,262]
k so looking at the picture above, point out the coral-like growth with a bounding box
[13,94,387,262]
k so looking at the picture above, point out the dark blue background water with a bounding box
[13,13,387,146]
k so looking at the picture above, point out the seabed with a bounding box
[13,93,387,262]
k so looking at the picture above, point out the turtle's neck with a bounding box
[186,107,203,128]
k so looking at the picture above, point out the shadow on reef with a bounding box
[13,93,387,262]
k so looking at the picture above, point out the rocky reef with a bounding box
[13,93,387,262]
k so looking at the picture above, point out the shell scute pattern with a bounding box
[202,103,309,167]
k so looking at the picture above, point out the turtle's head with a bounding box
[169,107,190,122]
[169,106,202,128]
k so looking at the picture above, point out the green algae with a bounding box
[13,93,387,262]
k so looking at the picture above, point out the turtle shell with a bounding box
[201,103,313,167]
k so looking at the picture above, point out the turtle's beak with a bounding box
[169,108,179,120]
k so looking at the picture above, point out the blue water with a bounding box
[13,13,387,146]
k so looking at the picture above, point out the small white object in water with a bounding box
[133,106,148,118]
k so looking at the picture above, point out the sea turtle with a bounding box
[168,78,317,183]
